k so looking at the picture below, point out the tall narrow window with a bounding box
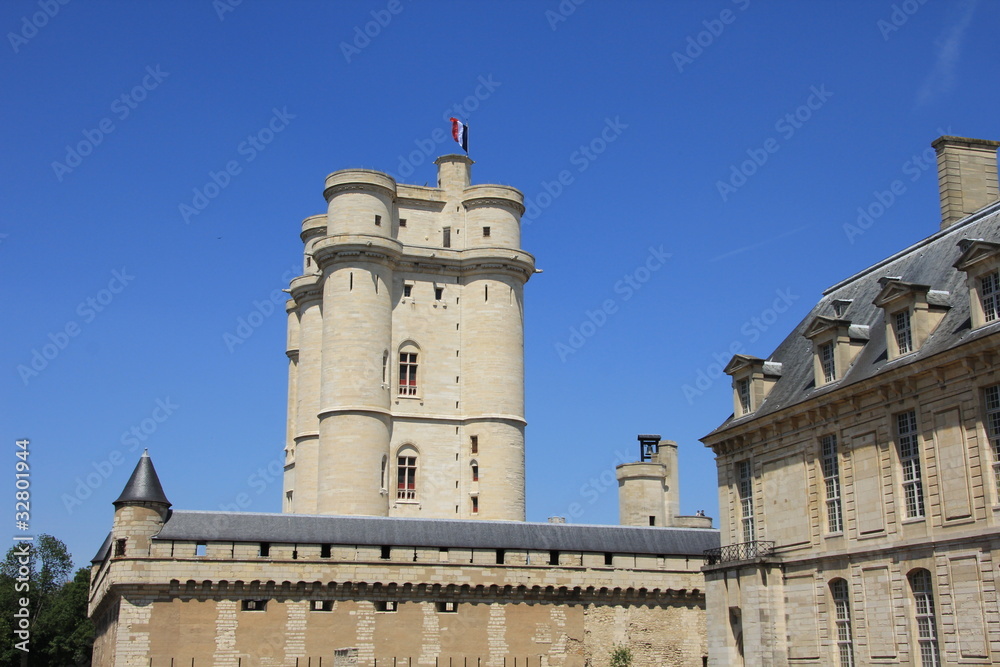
[374,214,381,226]
[985,385,1000,496]
[897,411,925,519]
[471,496,478,514]
[737,460,755,542]
[830,579,855,667]
[894,310,913,354]
[483,226,491,237]
[909,569,940,667]
[382,351,388,384]
[737,378,751,415]
[820,342,836,382]
[434,286,444,301]
[981,271,1000,323]
[471,463,479,482]
[821,435,843,533]
[403,284,412,298]
[470,435,478,454]
[399,353,418,396]
[443,227,451,248]
[380,455,387,491]
[397,456,416,500]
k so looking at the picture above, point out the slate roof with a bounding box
[152,510,719,556]
[707,200,1000,437]
[113,450,171,507]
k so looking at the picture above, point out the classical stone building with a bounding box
[88,156,717,666]
[702,136,1000,666]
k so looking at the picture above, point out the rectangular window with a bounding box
[821,435,843,533]
[471,464,479,482]
[483,226,491,237]
[495,549,505,565]
[258,542,270,557]
[471,496,479,514]
[648,516,656,526]
[380,545,391,560]
[398,353,418,396]
[241,599,267,612]
[443,227,451,248]
[604,552,614,566]
[114,539,126,558]
[195,542,207,557]
[984,385,1000,496]
[737,460,755,542]
[397,457,416,500]
[897,411,925,519]
[403,284,412,298]
[737,378,751,415]
[895,310,913,354]
[399,218,407,227]
[374,601,398,613]
[310,600,334,612]
[471,435,478,454]
[981,271,1000,322]
[320,543,332,558]
[436,601,458,613]
[549,550,560,565]
[830,580,855,667]
[435,286,444,301]
[820,342,836,383]
[910,570,940,667]
[374,214,381,226]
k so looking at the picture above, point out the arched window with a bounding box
[470,460,479,482]
[396,446,418,501]
[398,342,420,397]
[909,569,940,667]
[829,579,854,666]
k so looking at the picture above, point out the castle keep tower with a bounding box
[283,155,534,521]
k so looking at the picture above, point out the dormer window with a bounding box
[831,299,852,319]
[803,317,868,387]
[820,342,836,382]
[737,378,751,415]
[872,277,950,359]
[724,355,782,417]
[954,239,1000,329]
[894,310,913,354]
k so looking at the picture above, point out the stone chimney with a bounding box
[932,136,1000,229]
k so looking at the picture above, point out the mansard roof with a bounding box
[152,510,719,556]
[706,201,1000,437]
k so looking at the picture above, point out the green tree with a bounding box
[610,643,632,667]
[0,535,93,666]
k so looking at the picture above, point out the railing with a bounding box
[703,540,775,566]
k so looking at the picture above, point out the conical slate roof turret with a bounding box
[113,450,171,507]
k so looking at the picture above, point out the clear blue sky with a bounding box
[3,0,997,568]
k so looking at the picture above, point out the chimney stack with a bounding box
[932,136,1000,229]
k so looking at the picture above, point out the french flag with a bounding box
[449,118,469,153]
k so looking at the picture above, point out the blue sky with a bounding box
[3,0,998,568]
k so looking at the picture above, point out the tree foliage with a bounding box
[0,535,93,666]
[609,643,632,667]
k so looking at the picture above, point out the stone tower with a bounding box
[283,155,535,521]
[616,435,680,527]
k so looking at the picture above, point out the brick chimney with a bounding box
[932,136,1000,229]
